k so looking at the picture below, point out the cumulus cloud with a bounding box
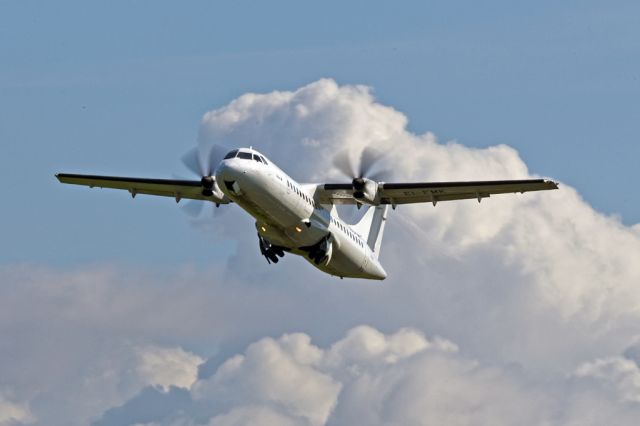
[0,265,207,425]
[207,405,302,426]
[194,333,341,426]
[93,326,640,425]
[199,79,640,370]
[191,327,455,426]
[135,346,203,392]
[0,394,35,425]
[3,79,640,424]
[574,355,640,403]
[195,327,467,426]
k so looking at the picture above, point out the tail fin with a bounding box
[352,205,389,259]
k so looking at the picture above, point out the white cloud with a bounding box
[208,405,300,426]
[104,326,640,425]
[324,329,551,426]
[574,355,640,403]
[3,79,640,424]
[322,325,451,369]
[135,346,203,392]
[193,327,487,426]
[0,394,35,425]
[194,333,341,426]
[199,79,640,371]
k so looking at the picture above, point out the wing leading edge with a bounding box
[56,173,229,203]
[316,179,558,205]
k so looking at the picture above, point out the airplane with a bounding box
[56,146,558,280]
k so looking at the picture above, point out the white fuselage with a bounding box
[215,150,387,280]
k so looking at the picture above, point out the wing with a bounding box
[316,179,558,205]
[56,173,229,203]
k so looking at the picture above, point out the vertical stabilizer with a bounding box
[352,205,389,259]
[368,205,389,257]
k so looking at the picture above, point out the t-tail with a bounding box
[352,205,389,259]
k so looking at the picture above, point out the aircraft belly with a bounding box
[234,172,327,249]
[308,234,366,279]
[231,174,294,223]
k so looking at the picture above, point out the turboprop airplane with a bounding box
[56,146,558,280]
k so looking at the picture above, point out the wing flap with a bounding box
[316,184,355,205]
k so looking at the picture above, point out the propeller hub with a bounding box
[201,176,214,189]
[352,177,366,190]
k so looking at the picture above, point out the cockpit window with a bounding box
[253,154,263,163]
[237,151,252,160]
[224,150,238,159]
[259,155,268,165]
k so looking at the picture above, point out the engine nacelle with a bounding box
[212,181,228,201]
[205,179,229,204]
[352,178,379,205]
[321,239,333,266]
[309,235,333,266]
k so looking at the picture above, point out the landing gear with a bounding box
[258,234,285,264]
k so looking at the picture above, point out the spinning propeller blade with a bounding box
[177,144,230,219]
[333,146,391,181]
[181,144,228,178]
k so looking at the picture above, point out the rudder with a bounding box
[352,205,389,259]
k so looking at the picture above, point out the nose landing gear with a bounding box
[258,234,285,264]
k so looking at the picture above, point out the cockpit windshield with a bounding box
[224,149,238,159]
[225,149,268,164]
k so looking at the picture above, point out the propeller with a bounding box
[332,146,390,182]
[180,198,228,222]
[181,144,227,197]
[180,199,206,218]
[333,146,391,206]
[175,143,229,221]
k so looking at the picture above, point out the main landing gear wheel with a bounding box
[258,234,285,264]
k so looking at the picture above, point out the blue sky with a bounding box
[2,3,640,425]
[2,0,639,265]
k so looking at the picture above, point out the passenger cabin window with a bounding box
[237,151,252,160]
[224,150,238,159]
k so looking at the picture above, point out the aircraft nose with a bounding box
[216,159,252,196]
[215,159,240,182]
